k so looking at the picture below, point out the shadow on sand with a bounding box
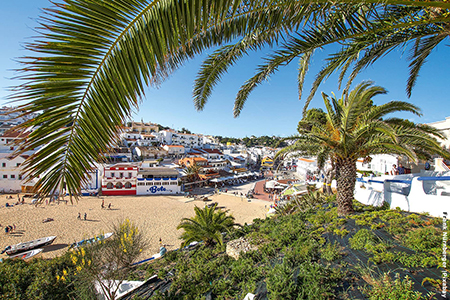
[82,219,100,222]
[43,243,69,253]
[8,230,25,237]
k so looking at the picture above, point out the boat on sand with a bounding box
[69,232,113,249]
[95,275,157,300]
[2,236,57,256]
[8,248,43,260]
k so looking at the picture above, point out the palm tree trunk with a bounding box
[325,168,336,195]
[336,158,356,216]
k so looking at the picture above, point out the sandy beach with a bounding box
[0,193,268,260]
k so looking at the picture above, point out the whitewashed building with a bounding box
[0,155,28,192]
[356,154,398,175]
[428,116,450,149]
[136,167,180,195]
[163,145,185,156]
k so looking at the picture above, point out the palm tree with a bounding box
[8,0,450,199]
[182,163,202,183]
[177,203,238,247]
[276,81,449,216]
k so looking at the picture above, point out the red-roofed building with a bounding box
[178,157,208,167]
[0,130,30,152]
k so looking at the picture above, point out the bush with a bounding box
[0,253,79,300]
[363,272,424,300]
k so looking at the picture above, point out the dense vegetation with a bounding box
[1,197,447,299]
[217,135,287,148]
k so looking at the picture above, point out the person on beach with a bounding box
[391,164,398,175]
[77,213,81,220]
[108,203,111,209]
[398,163,405,175]
[101,199,104,209]
[84,213,87,220]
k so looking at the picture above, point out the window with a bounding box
[146,182,153,186]
[120,172,124,178]
[106,182,114,189]
[3,175,6,179]
[124,182,132,189]
[154,182,161,185]
[18,175,22,180]
[128,172,132,178]
[115,182,123,189]
[111,172,115,178]
[16,163,20,167]
[10,175,15,179]
[1,163,5,167]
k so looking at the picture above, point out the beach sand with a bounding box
[0,193,268,260]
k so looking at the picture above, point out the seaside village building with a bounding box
[163,145,185,157]
[101,163,180,196]
[428,116,450,150]
[101,164,139,196]
[136,167,180,195]
[0,155,29,193]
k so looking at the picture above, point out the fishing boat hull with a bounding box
[70,232,113,249]
[5,236,57,255]
[8,248,43,260]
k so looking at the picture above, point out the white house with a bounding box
[356,154,399,175]
[163,145,185,156]
[136,167,180,195]
[137,134,160,146]
[0,155,28,193]
[428,116,450,149]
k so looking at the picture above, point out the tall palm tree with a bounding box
[276,81,449,216]
[177,203,237,247]
[8,0,450,199]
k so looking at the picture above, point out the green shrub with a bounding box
[363,273,424,300]
[321,241,343,261]
[396,252,439,268]
[0,253,79,300]
[349,229,379,251]
[266,261,342,300]
[403,227,441,252]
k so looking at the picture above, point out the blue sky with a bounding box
[1,1,449,138]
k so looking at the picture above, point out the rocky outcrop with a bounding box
[226,237,257,260]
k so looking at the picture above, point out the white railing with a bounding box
[354,174,450,217]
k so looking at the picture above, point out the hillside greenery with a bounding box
[0,195,447,299]
[217,135,287,148]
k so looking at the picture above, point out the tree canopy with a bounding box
[277,81,448,215]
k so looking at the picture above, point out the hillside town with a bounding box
[0,107,281,196]
[1,106,450,200]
